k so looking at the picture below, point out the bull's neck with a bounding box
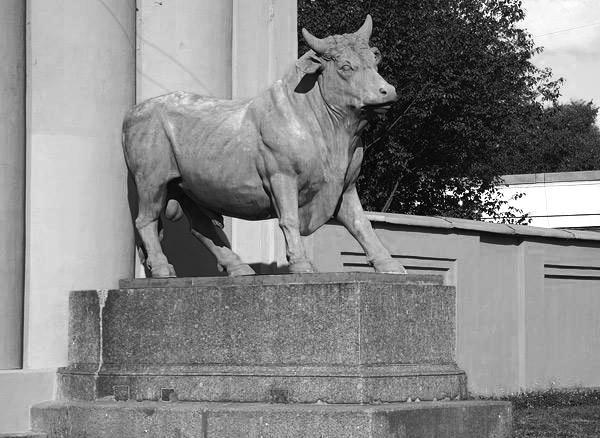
[281,67,365,144]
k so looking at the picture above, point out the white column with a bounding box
[136,0,233,101]
[230,0,297,272]
[0,0,25,369]
[24,0,136,368]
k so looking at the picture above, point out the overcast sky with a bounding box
[521,0,600,109]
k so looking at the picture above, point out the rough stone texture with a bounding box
[31,399,512,438]
[58,273,464,403]
[0,434,47,438]
[60,364,466,404]
[67,291,101,365]
[33,273,512,437]
[119,272,444,289]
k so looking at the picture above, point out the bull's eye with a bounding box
[340,64,353,72]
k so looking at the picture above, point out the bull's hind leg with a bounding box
[172,187,255,276]
[191,222,256,276]
[135,182,176,278]
[129,171,175,278]
[124,108,180,278]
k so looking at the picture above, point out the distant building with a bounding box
[493,171,600,231]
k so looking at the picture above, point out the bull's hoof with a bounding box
[227,263,256,277]
[289,259,317,274]
[151,263,177,278]
[372,258,407,274]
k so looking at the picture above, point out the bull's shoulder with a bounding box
[344,140,364,188]
[251,83,316,146]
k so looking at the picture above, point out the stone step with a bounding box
[60,273,463,403]
[118,272,445,289]
[32,399,512,438]
[0,432,47,438]
[59,363,466,404]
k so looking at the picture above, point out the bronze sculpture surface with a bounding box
[122,15,407,277]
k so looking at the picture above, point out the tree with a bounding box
[298,0,560,222]
[499,100,600,174]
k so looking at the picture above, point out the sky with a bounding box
[520,0,600,109]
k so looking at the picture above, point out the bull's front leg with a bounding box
[269,173,316,273]
[336,185,407,274]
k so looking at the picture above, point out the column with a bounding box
[136,0,233,100]
[0,0,25,369]
[24,0,136,368]
[230,0,297,272]
[135,0,234,277]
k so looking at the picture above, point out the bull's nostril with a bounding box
[379,88,387,95]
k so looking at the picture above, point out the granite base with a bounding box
[32,399,512,438]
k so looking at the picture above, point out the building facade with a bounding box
[0,0,295,432]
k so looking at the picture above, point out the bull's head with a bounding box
[298,15,397,114]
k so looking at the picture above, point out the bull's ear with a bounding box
[296,53,324,74]
[371,47,382,65]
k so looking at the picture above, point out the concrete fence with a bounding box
[308,213,600,396]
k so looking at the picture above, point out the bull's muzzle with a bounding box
[363,82,397,111]
[379,83,397,103]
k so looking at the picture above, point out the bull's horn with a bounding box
[355,14,373,41]
[302,28,329,54]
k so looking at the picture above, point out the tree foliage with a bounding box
[499,100,600,174]
[298,0,562,221]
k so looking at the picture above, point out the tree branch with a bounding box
[381,159,411,212]
[364,82,431,153]
[381,178,401,212]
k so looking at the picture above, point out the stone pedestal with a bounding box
[31,274,511,437]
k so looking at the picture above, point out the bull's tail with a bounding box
[165,199,184,222]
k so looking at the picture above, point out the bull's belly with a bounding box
[180,173,274,220]
[178,155,345,232]
[181,178,343,232]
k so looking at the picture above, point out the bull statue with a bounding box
[123,15,407,278]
